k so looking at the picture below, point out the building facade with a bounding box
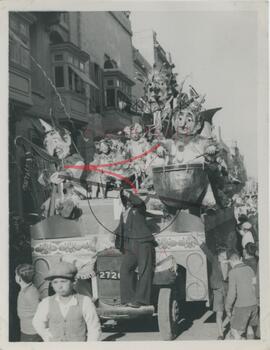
[132,46,152,102]
[9,11,142,340]
[9,11,142,217]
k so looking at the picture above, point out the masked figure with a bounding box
[125,123,150,188]
[38,119,86,218]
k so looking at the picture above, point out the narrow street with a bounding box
[101,303,225,341]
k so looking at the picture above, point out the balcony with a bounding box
[104,68,134,109]
[52,91,88,123]
[50,42,99,123]
[9,13,36,107]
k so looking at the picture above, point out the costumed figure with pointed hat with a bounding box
[142,63,178,141]
[38,118,86,218]
[169,85,231,208]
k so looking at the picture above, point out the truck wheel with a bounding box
[157,287,180,340]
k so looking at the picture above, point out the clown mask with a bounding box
[99,141,110,154]
[174,110,201,136]
[146,70,168,103]
[44,130,72,160]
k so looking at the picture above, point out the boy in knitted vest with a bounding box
[33,262,101,341]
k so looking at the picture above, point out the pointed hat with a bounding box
[200,107,222,125]
[39,119,54,133]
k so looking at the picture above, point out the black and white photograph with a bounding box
[2,1,269,345]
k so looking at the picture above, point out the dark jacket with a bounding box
[243,257,258,274]
[115,193,155,252]
[200,243,229,290]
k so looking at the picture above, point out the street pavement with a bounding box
[101,302,225,341]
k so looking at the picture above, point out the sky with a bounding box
[131,10,258,178]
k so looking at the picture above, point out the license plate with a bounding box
[99,271,120,280]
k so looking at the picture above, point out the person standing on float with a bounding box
[115,189,156,308]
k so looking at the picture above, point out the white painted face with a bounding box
[44,130,72,160]
[147,73,167,102]
[130,124,143,141]
[174,110,200,135]
[99,141,110,154]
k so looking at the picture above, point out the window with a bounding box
[104,57,118,69]
[68,67,85,95]
[74,57,79,68]
[50,43,89,97]
[68,67,73,90]
[94,63,99,84]
[20,22,27,36]
[54,54,63,61]
[79,62,85,71]
[62,13,69,24]
[68,54,73,64]
[9,37,30,69]
[107,79,114,86]
[54,66,64,87]
[9,14,31,69]
[106,89,115,107]
[20,46,30,68]
[9,38,20,64]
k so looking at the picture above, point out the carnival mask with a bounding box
[130,123,143,141]
[39,118,72,160]
[146,70,168,103]
[173,110,201,136]
[44,130,71,160]
[99,141,111,154]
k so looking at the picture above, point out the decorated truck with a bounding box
[30,175,237,340]
[24,64,240,340]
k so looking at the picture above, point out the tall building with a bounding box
[132,46,152,101]
[9,11,138,340]
[9,11,140,217]
[75,11,135,132]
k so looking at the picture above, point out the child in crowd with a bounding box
[192,233,229,340]
[225,250,258,339]
[243,242,259,338]
[239,222,255,249]
[15,264,41,342]
[33,261,101,342]
[243,242,258,273]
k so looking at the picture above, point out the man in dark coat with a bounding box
[115,190,156,308]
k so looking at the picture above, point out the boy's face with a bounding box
[51,278,73,297]
[218,251,227,263]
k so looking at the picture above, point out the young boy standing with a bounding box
[243,243,258,274]
[225,250,258,339]
[192,233,229,340]
[15,264,41,342]
[33,261,101,341]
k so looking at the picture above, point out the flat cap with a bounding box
[45,261,78,281]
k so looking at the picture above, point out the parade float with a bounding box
[15,62,243,340]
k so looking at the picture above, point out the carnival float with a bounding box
[13,62,250,339]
